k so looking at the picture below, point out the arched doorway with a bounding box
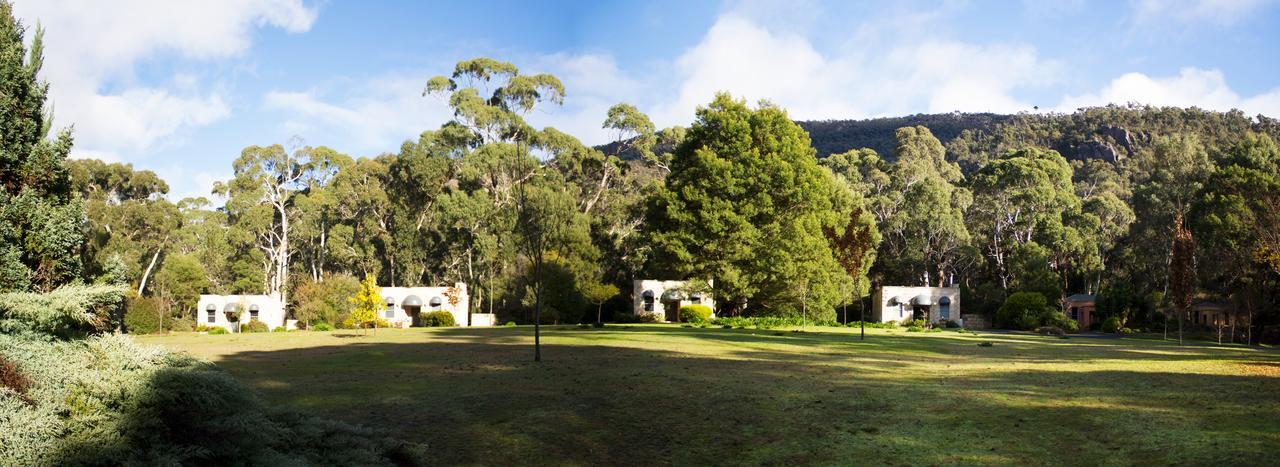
[402,295,423,327]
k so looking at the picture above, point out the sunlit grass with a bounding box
[139,324,1280,465]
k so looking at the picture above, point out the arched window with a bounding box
[641,290,655,312]
[249,304,260,321]
[385,297,398,318]
[205,304,216,323]
[429,297,443,309]
[939,296,952,320]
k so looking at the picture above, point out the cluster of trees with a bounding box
[3,19,1275,341]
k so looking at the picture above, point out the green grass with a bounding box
[138,325,1280,465]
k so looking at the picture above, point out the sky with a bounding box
[12,0,1280,202]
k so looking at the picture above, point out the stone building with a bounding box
[632,279,715,322]
[197,294,288,331]
[871,286,961,325]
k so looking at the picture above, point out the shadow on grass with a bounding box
[191,325,1280,465]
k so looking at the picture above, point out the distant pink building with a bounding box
[1065,294,1096,329]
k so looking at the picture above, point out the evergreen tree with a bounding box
[0,3,81,292]
[647,93,847,318]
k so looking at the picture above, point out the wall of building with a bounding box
[632,279,715,321]
[381,283,474,327]
[871,286,961,324]
[197,295,286,331]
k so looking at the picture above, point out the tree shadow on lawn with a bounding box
[204,326,1280,466]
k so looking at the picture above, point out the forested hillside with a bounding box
[801,106,1280,169]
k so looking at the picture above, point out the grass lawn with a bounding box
[138,325,1280,465]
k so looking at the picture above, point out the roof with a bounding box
[1066,294,1096,302]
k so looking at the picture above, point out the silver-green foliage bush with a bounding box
[0,284,126,337]
[0,333,425,465]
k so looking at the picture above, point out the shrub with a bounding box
[422,311,456,327]
[1101,316,1122,333]
[846,321,897,329]
[944,319,961,329]
[713,316,839,329]
[194,324,209,332]
[207,327,229,335]
[504,321,517,327]
[272,326,287,333]
[0,356,33,403]
[1036,326,1066,336]
[592,322,604,328]
[614,313,660,324]
[168,319,194,333]
[0,333,424,465]
[0,284,128,337]
[124,297,164,334]
[241,320,269,333]
[906,326,924,332]
[311,322,333,331]
[977,341,994,347]
[293,274,361,329]
[995,292,1052,330]
[899,318,926,328]
[678,304,713,324]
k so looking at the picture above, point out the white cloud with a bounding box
[1057,67,1280,116]
[648,15,1059,127]
[11,0,317,159]
[263,73,455,155]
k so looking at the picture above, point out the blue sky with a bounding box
[13,0,1280,202]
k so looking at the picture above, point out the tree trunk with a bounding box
[279,212,290,312]
[534,256,543,363]
[137,244,164,296]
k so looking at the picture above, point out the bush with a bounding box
[977,341,994,347]
[241,320,269,333]
[207,327,229,335]
[168,319,194,333]
[944,319,961,329]
[504,321,517,327]
[614,313,660,324]
[900,318,926,328]
[592,322,604,328]
[846,321,897,329]
[678,304,713,324]
[311,322,333,331]
[1101,316,1122,333]
[272,326,287,333]
[0,333,424,465]
[0,284,128,337]
[995,292,1052,330]
[422,311,456,327]
[124,297,164,334]
[1036,326,1065,336]
[713,316,840,329]
[194,324,209,332]
[906,325,924,332]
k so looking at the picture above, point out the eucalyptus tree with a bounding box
[171,197,232,292]
[869,127,971,287]
[1125,134,1214,294]
[69,160,178,296]
[966,148,1079,291]
[329,155,394,283]
[293,147,351,282]
[215,142,320,308]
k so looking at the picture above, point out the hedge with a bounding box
[678,304,713,324]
